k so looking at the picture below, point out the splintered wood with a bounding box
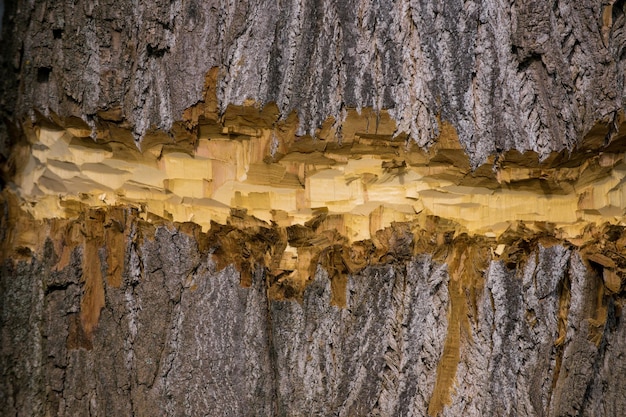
[12,107,626,242]
[4,105,626,303]
[3,106,626,376]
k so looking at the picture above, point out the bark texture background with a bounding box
[2,1,626,416]
[1,1,625,164]
[1,221,625,416]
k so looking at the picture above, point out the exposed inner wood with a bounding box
[3,105,626,416]
[9,106,626,238]
[3,104,625,307]
[4,103,626,292]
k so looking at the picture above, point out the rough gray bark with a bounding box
[1,1,625,164]
[1,223,625,416]
[2,1,626,416]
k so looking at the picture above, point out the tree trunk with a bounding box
[1,1,626,416]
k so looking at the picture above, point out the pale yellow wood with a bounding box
[159,152,212,180]
[12,119,626,242]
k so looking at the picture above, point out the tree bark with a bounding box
[1,1,625,164]
[1,1,626,417]
[1,212,626,416]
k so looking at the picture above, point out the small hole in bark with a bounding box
[147,44,167,58]
[53,29,63,39]
[37,67,52,83]
[517,53,542,71]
